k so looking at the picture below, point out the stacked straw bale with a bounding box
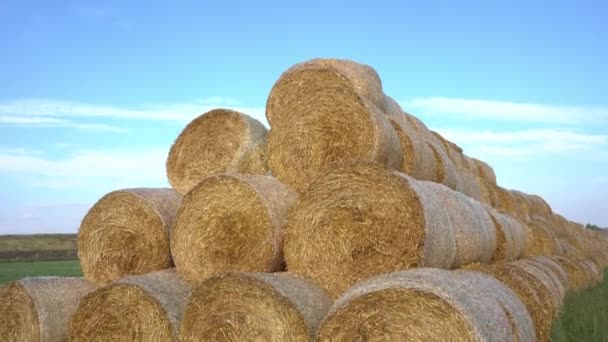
[166,109,269,195]
[317,268,534,341]
[0,277,95,342]
[78,188,182,285]
[178,272,332,341]
[70,269,191,342]
[284,162,496,297]
[171,173,298,283]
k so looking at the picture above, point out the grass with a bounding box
[551,269,608,342]
[0,259,82,284]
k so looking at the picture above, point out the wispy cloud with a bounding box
[0,114,128,132]
[0,148,168,188]
[402,97,608,124]
[436,128,607,160]
[0,98,267,127]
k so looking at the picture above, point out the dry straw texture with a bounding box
[178,272,332,342]
[0,277,95,342]
[171,173,298,283]
[317,268,530,341]
[70,269,191,342]
[486,207,526,261]
[284,163,496,297]
[166,109,268,195]
[466,261,559,342]
[523,219,560,257]
[266,58,385,127]
[78,188,182,286]
[266,87,402,192]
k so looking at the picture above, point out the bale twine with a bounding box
[0,277,95,342]
[317,268,525,342]
[455,169,485,203]
[266,88,402,192]
[166,109,268,195]
[266,59,385,130]
[78,188,182,286]
[387,116,439,182]
[284,163,496,297]
[486,207,526,261]
[69,269,191,342]
[171,173,298,283]
[178,272,332,341]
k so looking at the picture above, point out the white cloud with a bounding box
[0,148,169,188]
[435,128,607,160]
[0,115,67,124]
[0,98,268,127]
[402,97,608,124]
[0,114,128,132]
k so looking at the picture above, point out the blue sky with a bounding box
[1,1,607,233]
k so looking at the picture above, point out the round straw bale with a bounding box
[267,88,402,192]
[70,269,191,341]
[526,194,553,218]
[486,207,526,261]
[78,188,182,286]
[284,163,496,297]
[430,132,469,170]
[0,277,95,342]
[167,109,268,195]
[473,158,497,185]
[171,173,298,283]
[178,272,332,341]
[388,116,439,182]
[427,141,459,189]
[317,268,522,341]
[511,190,532,222]
[464,262,553,342]
[266,58,385,127]
[455,169,485,203]
[494,186,518,217]
[523,219,559,257]
[527,256,569,290]
[551,256,589,292]
[511,260,565,310]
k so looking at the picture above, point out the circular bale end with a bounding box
[267,87,400,192]
[70,284,173,341]
[0,282,39,342]
[317,288,474,341]
[171,174,298,283]
[70,270,191,342]
[178,272,331,341]
[284,163,428,297]
[166,109,268,195]
[78,188,181,285]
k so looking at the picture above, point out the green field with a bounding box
[0,234,78,262]
[551,269,608,341]
[0,260,82,284]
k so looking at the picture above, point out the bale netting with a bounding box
[266,58,386,127]
[486,207,526,261]
[69,269,191,342]
[388,116,439,182]
[78,188,182,286]
[284,162,496,297]
[511,260,566,311]
[511,190,532,223]
[171,173,298,283]
[166,109,269,195]
[464,262,554,342]
[0,277,95,342]
[526,194,553,218]
[455,170,485,204]
[472,157,497,185]
[317,268,532,342]
[178,272,332,342]
[267,88,402,192]
[427,141,459,189]
[494,186,519,218]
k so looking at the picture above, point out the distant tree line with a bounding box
[586,223,607,231]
